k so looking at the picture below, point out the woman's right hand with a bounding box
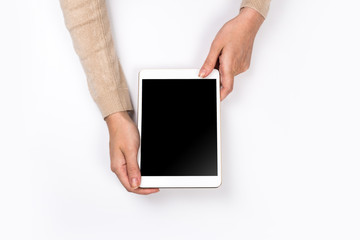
[105,111,159,195]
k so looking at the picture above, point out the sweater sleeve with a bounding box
[59,0,133,118]
[240,0,271,18]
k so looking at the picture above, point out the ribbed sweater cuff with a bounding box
[240,0,271,19]
[95,87,133,119]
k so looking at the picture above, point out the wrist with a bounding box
[237,7,264,34]
[105,111,131,131]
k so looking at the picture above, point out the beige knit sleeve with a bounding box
[60,0,133,118]
[240,0,271,18]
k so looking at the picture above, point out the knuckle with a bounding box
[219,55,224,64]
[243,64,250,72]
[240,63,250,73]
[111,162,126,174]
[127,167,139,177]
[219,65,226,74]
[204,60,213,68]
[210,40,219,49]
[124,146,138,154]
[110,165,119,173]
[219,66,223,74]
[224,86,233,93]
[211,40,223,53]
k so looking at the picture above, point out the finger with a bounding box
[111,149,159,194]
[110,146,133,190]
[123,148,141,189]
[116,168,159,195]
[219,56,234,101]
[111,146,159,194]
[199,41,222,78]
[133,188,160,195]
[115,168,159,195]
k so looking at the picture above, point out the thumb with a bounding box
[123,149,141,189]
[199,41,222,78]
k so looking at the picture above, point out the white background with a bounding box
[1,0,360,239]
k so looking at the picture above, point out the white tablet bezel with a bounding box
[137,69,221,188]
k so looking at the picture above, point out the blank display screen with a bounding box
[140,79,218,176]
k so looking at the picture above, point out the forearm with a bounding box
[60,0,133,118]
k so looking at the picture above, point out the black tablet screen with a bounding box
[140,79,218,176]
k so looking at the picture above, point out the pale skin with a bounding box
[106,7,264,194]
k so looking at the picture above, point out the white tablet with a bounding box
[137,69,221,188]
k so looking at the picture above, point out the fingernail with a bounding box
[199,69,206,78]
[131,178,139,189]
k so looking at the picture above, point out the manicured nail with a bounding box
[131,178,139,189]
[199,69,206,78]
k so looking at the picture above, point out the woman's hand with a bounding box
[105,111,159,195]
[199,7,264,101]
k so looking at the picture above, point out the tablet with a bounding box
[137,69,221,188]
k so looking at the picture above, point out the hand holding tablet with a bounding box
[137,69,222,188]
